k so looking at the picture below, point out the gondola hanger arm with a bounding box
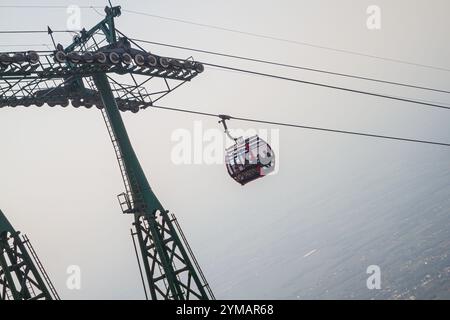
[218,114,239,142]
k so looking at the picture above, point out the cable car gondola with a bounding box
[219,115,275,185]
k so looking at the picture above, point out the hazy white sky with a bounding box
[0,0,449,299]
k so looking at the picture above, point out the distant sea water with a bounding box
[289,160,450,300]
[211,155,450,300]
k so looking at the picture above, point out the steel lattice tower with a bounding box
[0,209,59,300]
[0,5,214,300]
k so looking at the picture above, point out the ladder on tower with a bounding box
[22,235,60,300]
[86,75,142,214]
[5,287,13,300]
[100,106,136,214]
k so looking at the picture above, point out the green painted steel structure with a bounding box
[87,6,213,301]
[0,5,213,300]
[94,73,212,299]
[0,210,58,300]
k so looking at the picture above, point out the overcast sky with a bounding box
[0,0,449,299]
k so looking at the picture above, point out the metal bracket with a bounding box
[218,114,239,142]
[117,192,134,214]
